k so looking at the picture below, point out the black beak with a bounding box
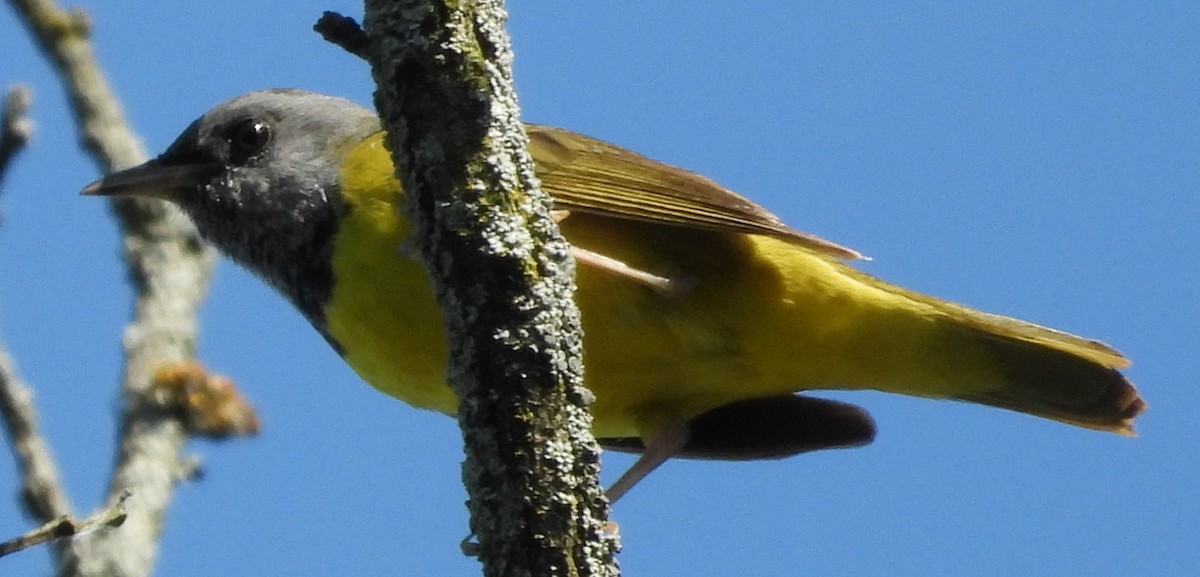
[81,159,220,201]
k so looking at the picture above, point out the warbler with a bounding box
[83,89,1144,499]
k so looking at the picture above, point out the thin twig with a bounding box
[0,347,73,527]
[313,11,370,59]
[0,490,130,559]
[0,85,34,196]
[9,1,220,576]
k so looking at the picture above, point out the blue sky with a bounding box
[2,2,1196,576]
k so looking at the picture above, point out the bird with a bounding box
[82,89,1145,501]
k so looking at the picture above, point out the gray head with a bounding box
[83,89,381,334]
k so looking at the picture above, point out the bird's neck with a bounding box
[200,189,345,348]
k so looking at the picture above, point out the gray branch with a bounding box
[8,1,219,576]
[0,78,78,562]
[0,76,78,569]
[361,2,619,575]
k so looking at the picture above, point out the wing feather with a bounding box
[527,125,863,260]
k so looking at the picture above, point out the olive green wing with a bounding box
[526,124,863,260]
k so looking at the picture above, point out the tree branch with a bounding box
[360,2,619,575]
[8,1,220,576]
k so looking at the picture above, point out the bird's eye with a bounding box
[228,118,272,164]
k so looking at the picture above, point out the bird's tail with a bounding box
[808,252,1147,434]
[896,286,1148,434]
[941,308,1145,434]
